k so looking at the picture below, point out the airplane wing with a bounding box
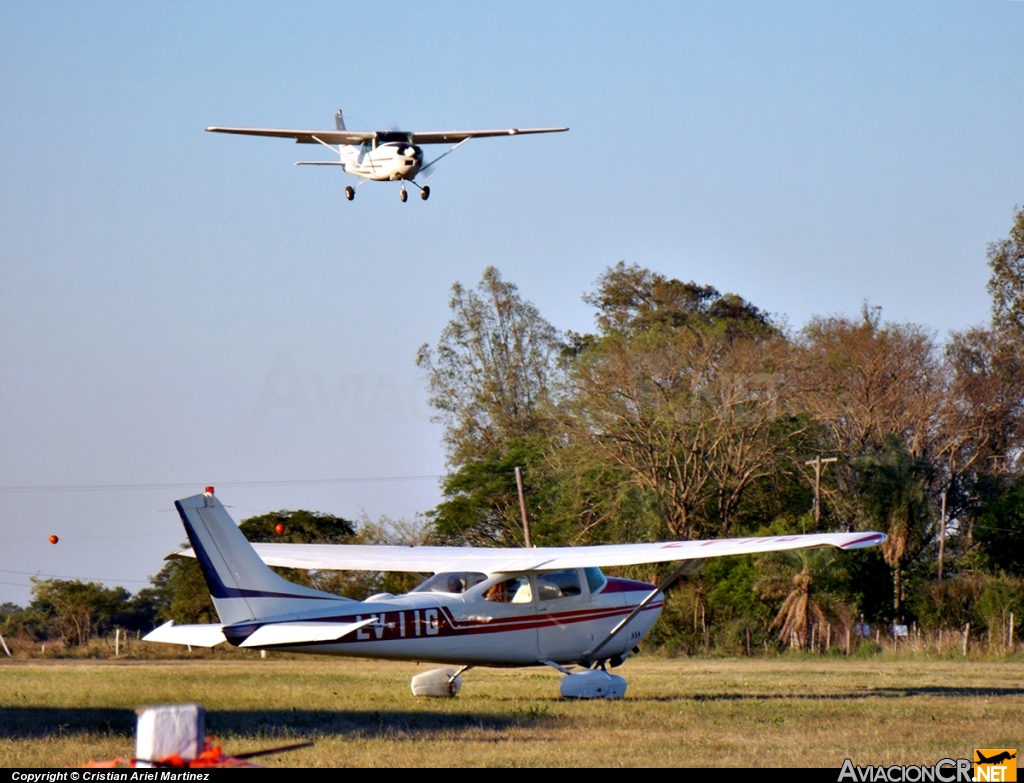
[409,127,569,144]
[173,532,885,575]
[206,127,376,145]
[205,126,568,145]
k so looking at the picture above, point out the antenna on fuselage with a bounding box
[514,466,532,548]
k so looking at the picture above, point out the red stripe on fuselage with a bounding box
[239,601,664,648]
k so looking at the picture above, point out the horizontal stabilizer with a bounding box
[143,620,226,648]
[238,618,377,648]
[295,161,345,166]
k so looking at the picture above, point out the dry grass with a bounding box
[1,656,1022,767]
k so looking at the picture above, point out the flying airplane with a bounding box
[206,110,569,202]
[144,488,886,699]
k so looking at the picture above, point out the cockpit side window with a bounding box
[412,571,487,594]
[483,576,533,604]
[535,569,582,601]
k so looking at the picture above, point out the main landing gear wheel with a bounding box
[399,186,408,202]
[345,186,355,201]
[420,186,430,201]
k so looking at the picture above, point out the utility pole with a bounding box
[805,456,838,529]
[514,466,532,548]
[937,487,948,581]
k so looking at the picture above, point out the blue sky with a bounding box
[1,2,1022,605]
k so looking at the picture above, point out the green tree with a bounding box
[856,436,934,615]
[987,205,1024,336]
[238,509,356,544]
[149,558,216,624]
[975,475,1024,576]
[582,261,776,340]
[418,268,564,545]
[28,579,129,646]
[417,267,562,466]
[556,264,796,542]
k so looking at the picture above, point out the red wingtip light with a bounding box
[274,523,286,535]
[48,535,59,545]
[204,486,215,496]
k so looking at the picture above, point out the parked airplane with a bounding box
[145,488,885,699]
[206,110,569,202]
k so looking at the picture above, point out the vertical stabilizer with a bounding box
[335,109,346,131]
[175,491,349,626]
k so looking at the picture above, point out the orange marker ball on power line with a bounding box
[48,535,59,544]
[274,523,286,535]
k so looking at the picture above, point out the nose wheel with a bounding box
[345,186,355,201]
[399,185,408,202]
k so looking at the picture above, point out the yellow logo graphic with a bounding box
[974,749,1017,782]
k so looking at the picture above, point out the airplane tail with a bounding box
[174,490,350,626]
[335,109,346,131]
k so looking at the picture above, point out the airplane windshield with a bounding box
[584,567,607,594]
[376,131,414,144]
[412,572,488,594]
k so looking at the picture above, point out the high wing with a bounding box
[174,532,885,575]
[205,126,569,145]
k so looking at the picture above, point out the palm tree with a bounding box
[756,547,839,650]
[856,436,933,615]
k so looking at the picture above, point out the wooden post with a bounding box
[962,623,970,657]
[746,627,751,657]
[514,466,532,548]
[0,631,10,657]
[826,623,831,653]
[846,626,851,656]
[1010,612,1015,651]
[937,487,948,581]
[115,628,120,658]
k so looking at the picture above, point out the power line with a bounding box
[0,568,151,584]
[0,475,442,494]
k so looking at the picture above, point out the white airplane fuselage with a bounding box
[341,141,423,181]
[222,573,662,667]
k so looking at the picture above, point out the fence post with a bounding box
[962,623,970,657]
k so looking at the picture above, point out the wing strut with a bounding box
[582,560,703,665]
[420,137,472,175]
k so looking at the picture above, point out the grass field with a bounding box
[1,656,1022,767]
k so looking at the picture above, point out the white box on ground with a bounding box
[135,703,205,767]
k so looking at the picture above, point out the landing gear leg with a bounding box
[399,184,408,202]
[345,186,355,201]
[409,181,430,201]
